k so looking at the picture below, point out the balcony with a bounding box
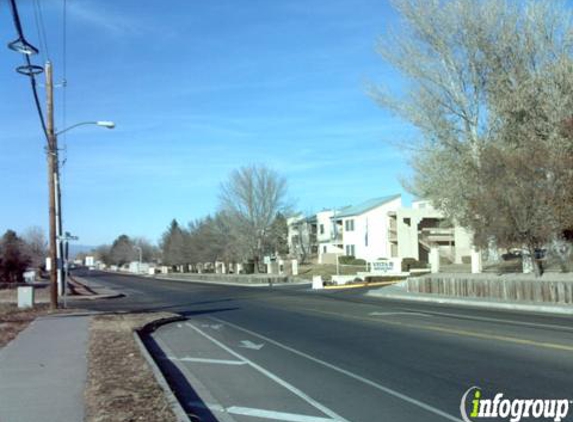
[387,227,397,242]
[419,227,454,244]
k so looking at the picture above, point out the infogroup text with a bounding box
[460,387,571,422]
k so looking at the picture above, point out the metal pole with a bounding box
[46,61,58,310]
[55,171,64,296]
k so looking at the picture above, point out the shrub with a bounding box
[401,257,429,272]
[338,256,367,266]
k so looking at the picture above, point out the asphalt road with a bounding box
[74,270,573,422]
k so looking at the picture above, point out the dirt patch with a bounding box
[85,313,180,422]
[0,303,52,348]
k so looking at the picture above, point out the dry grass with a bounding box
[85,313,180,422]
[0,285,51,304]
[297,263,368,281]
[0,303,52,348]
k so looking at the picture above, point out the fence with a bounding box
[407,275,573,305]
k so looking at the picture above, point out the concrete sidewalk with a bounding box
[367,282,573,315]
[0,313,92,422]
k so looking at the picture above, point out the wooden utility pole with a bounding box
[46,61,58,310]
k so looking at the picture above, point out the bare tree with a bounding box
[289,215,317,264]
[109,234,136,267]
[132,236,160,263]
[374,0,573,274]
[219,164,288,272]
[92,244,111,266]
[22,226,47,271]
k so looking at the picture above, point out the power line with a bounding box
[8,0,49,143]
[32,0,50,61]
[61,0,68,163]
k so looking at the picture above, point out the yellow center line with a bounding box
[301,308,573,353]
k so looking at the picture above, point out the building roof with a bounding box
[333,194,401,219]
[306,215,318,223]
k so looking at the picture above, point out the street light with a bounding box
[54,119,116,297]
[56,120,115,136]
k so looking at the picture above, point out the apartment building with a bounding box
[311,195,402,263]
[286,214,318,260]
[288,196,473,265]
[388,199,472,264]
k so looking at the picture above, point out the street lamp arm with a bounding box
[55,121,115,136]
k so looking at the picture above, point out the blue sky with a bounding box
[0,0,414,246]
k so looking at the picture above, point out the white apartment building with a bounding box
[288,196,474,266]
[287,214,317,260]
[316,195,402,263]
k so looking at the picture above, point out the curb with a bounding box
[155,275,271,288]
[67,275,125,300]
[323,280,402,291]
[367,290,573,316]
[66,292,125,301]
[133,315,190,422]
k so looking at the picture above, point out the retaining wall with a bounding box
[407,275,573,305]
[158,273,292,285]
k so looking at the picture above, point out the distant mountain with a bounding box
[68,244,97,259]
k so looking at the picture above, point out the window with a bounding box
[344,219,355,231]
[403,217,411,227]
[345,244,355,256]
[323,245,327,253]
[319,224,324,234]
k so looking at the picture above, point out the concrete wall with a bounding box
[395,206,443,260]
[158,273,293,285]
[407,275,573,304]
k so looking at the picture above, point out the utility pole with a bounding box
[46,61,58,310]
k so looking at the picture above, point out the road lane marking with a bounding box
[304,308,573,353]
[209,316,463,422]
[201,323,223,330]
[369,312,431,317]
[239,340,265,350]
[227,406,336,422]
[171,357,247,365]
[402,308,573,332]
[185,322,351,422]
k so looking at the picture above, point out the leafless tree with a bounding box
[22,226,47,271]
[374,0,573,275]
[219,164,288,272]
[288,215,316,264]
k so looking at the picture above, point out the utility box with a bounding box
[18,286,34,309]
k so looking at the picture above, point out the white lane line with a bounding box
[402,308,573,332]
[185,322,351,422]
[369,312,431,317]
[173,357,247,365]
[227,406,336,422]
[239,340,265,350]
[209,317,462,422]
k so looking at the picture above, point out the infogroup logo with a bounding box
[460,386,572,422]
